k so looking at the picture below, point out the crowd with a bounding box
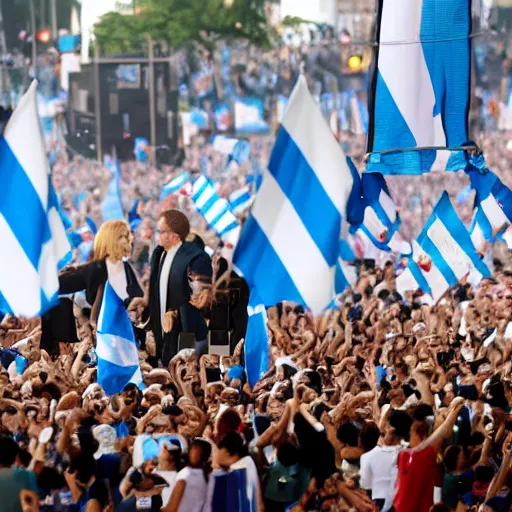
[0,132,511,512]
[1,215,512,511]
[1,44,512,508]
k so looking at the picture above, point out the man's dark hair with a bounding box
[217,432,247,458]
[0,435,19,467]
[336,422,360,447]
[277,443,299,467]
[69,453,97,485]
[389,410,413,439]
[159,210,190,241]
[359,422,381,452]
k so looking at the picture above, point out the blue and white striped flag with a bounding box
[234,75,363,314]
[48,181,72,270]
[234,76,364,384]
[468,169,512,250]
[396,192,490,302]
[102,156,124,221]
[96,281,142,395]
[351,172,400,251]
[366,0,471,175]
[229,186,253,215]
[213,135,251,164]
[191,175,240,244]
[0,81,70,317]
[160,172,190,201]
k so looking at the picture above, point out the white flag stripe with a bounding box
[411,240,450,302]
[396,267,418,298]
[480,195,509,230]
[281,76,353,216]
[96,333,140,368]
[379,189,397,222]
[193,181,215,209]
[203,199,227,224]
[39,237,59,300]
[252,170,334,314]
[0,214,41,316]
[215,211,236,234]
[364,205,388,238]
[427,218,475,281]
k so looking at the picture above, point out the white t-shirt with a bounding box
[360,445,402,510]
[154,469,177,507]
[175,467,208,512]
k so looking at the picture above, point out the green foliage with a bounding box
[281,15,313,28]
[94,0,273,55]
[94,12,146,55]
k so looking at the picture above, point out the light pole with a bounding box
[29,0,37,76]
[51,0,57,40]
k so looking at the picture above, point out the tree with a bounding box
[94,0,273,55]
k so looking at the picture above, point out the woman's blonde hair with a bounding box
[93,219,130,261]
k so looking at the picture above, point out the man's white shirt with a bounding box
[159,243,182,326]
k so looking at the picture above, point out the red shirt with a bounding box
[393,446,438,512]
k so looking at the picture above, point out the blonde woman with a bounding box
[41,220,144,355]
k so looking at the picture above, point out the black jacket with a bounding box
[148,243,212,344]
[41,260,143,354]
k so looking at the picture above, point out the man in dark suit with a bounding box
[147,210,212,366]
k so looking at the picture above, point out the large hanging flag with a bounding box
[160,172,191,201]
[468,169,512,250]
[396,192,490,301]
[191,175,240,245]
[96,281,142,395]
[101,156,124,221]
[350,171,400,251]
[366,0,472,175]
[0,81,70,317]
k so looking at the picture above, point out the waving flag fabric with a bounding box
[213,135,251,164]
[351,172,400,250]
[96,281,142,395]
[160,172,191,201]
[0,81,69,317]
[335,239,357,293]
[366,0,472,175]
[101,156,124,221]
[233,76,364,384]
[191,175,240,244]
[396,192,490,301]
[234,75,363,314]
[229,186,254,215]
[47,180,72,270]
[468,169,512,250]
